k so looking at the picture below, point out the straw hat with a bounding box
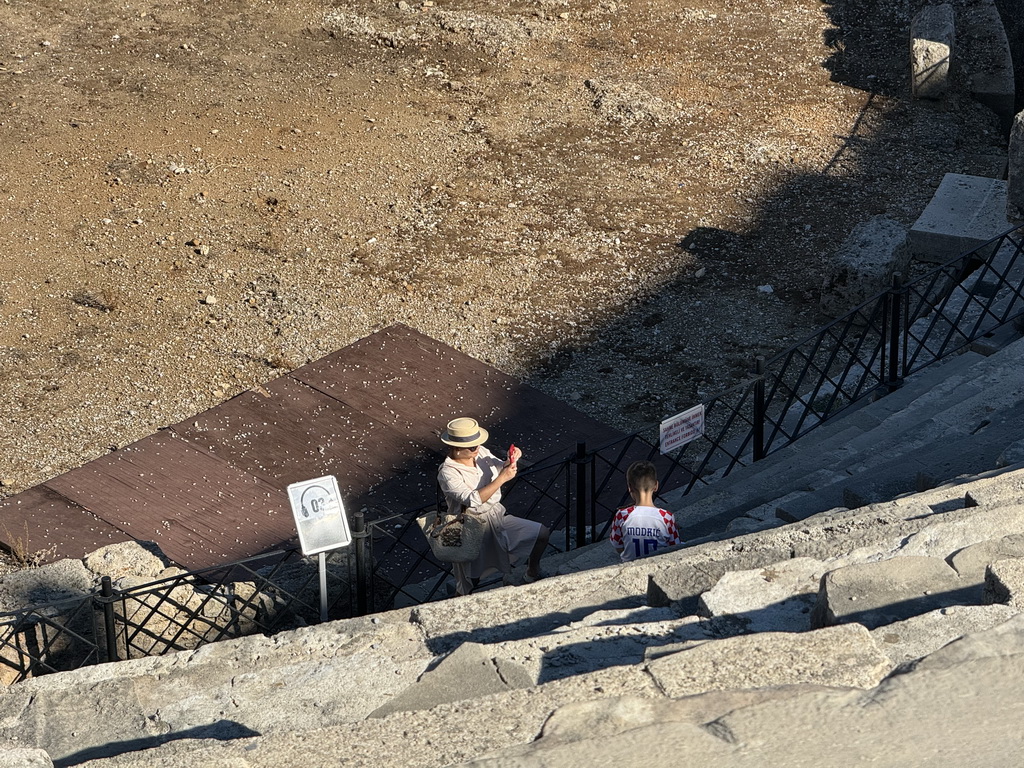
[440,417,489,447]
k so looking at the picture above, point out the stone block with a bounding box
[898,504,1024,560]
[83,541,169,581]
[908,173,1011,263]
[819,216,908,316]
[949,534,1024,585]
[811,556,974,629]
[911,4,955,100]
[997,438,1024,468]
[697,557,828,632]
[0,559,98,684]
[1010,111,1024,224]
[646,623,892,698]
[0,749,52,768]
[963,2,1015,127]
[0,559,93,612]
[368,642,533,718]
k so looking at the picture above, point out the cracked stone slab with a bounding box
[460,617,1024,766]
[697,557,830,633]
[897,505,1024,560]
[645,623,892,698]
[487,615,716,684]
[0,618,434,762]
[369,642,533,718]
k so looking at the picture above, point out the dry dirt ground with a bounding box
[0,0,1008,524]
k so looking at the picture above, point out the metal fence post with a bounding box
[752,355,766,462]
[99,576,119,663]
[352,510,369,616]
[574,442,587,549]
[564,458,572,551]
[887,272,903,392]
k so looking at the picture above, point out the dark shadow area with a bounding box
[419,593,648,655]
[524,0,1008,431]
[421,582,990,686]
[53,720,260,767]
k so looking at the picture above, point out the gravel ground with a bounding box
[0,0,1008,559]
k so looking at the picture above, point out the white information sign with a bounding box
[286,475,352,556]
[660,404,705,454]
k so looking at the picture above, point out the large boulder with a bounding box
[819,217,908,316]
[83,541,169,582]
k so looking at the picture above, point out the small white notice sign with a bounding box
[287,475,352,556]
[660,404,705,454]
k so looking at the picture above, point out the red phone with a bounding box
[508,443,517,464]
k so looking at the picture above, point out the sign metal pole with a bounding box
[319,551,329,623]
[286,475,353,625]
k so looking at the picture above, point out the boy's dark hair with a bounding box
[626,460,658,494]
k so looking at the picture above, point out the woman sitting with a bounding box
[437,417,550,596]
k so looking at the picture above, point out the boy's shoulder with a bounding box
[630,504,673,515]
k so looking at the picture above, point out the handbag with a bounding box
[418,506,486,563]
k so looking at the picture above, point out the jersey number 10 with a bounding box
[632,538,659,557]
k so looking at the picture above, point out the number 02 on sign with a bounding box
[286,475,352,556]
[660,404,705,454]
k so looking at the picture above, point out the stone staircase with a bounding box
[3,321,1024,767]
[548,332,1024,579]
[2,332,1024,765]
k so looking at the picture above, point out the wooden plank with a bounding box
[0,486,131,563]
[169,376,437,516]
[2,324,626,573]
[294,324,621,462]
[44,431,295,569]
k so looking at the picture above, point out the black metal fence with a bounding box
[2,225,1022,681]
[0,543,365,684]
[369,223,1024,605]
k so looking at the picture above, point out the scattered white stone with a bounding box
[758,284,774,294]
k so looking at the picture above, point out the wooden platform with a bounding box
[0,325,623,570]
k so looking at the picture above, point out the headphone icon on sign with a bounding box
[300,484,333,521]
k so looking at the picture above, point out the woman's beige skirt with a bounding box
[452,504,542,595]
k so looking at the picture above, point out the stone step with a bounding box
[7,466,1024,768]
[659,348,989,514]
[76,614,1024,767]
[664,335,1024,531]
[72,624,898,768]
[73,469,1024,767]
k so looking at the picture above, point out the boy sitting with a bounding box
[609,460,680,562]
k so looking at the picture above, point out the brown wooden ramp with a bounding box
[0,325,623,570]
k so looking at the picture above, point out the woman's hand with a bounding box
[508,445,522,465]
[498,461,518,483]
